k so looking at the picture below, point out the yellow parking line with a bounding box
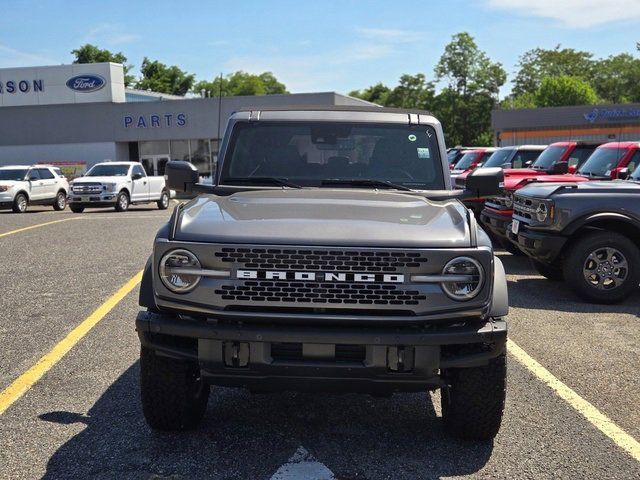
[0,217,81,238]
[0,270,143,415]
[508,339,640,462]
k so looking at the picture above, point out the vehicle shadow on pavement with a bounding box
[41,363,494,479]
[499,253,640,316]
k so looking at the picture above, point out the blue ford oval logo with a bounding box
[66,74,106,93]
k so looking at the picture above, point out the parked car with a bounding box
[136,106,509,440]
[68,161,170,213]
[450,147,497,180]
[480,141,603,251]
[447,146,474,170]
[0,165,68,213]
[454,145,547,216]
[507,162,640,304]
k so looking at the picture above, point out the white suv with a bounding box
[0,165,69,213]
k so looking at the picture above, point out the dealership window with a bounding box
[140,140,170,156]
[170,140,190,162]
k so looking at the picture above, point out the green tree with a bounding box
[434,32,506,145]
[512,46,593,96]
[535,75,598,107]
[348,82,391,105]
[136,57,195,96]
[385,73,435,109]
[194,71,287,97]
[71,44,134,86]
[591,53,640,103]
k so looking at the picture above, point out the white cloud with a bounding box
[487,0,640,27]
[223,27,425,91]
[83,23,139,45]
[0,44,57,67]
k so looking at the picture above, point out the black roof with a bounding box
[236,105,433,116]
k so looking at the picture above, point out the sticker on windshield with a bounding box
[408,134,417,142]
[417,147,430,159]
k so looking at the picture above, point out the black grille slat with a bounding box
[214,248,427,272]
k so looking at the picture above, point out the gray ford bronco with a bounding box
[136,106,509,440]
[508,163,640,304]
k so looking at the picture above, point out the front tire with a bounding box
[530,259,564,281]
[12,193,28,213]
[140,347,209,431]
[115,191,130,212]
[563,231,640,304]
[157,190,169,210]
[441,354,506,440]
[69,205,85,213]
[53,191,67,211]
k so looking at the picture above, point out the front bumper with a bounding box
[136,310,507,393]
[506,224,567,264]
[480,208,512,241]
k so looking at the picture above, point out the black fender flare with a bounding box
[489,256,508,318]
[563,212,639,236]
[139,255,157,310]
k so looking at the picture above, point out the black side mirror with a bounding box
[549,162,568,175]
[617,168,629,180]
[464,167,504,198]
[131,173,143,180]
[166,160,199,193]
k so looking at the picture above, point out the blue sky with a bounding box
[1,0,639,96]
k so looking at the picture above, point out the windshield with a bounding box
[631,163,640,181]
[0,168,28,181]
[220,122,445,190]
[85,164,130,177]
[483,149,514,168]
[532,145,567,170]
[447,150,460,164]
[453,151,479,171]
[577,147,626,177]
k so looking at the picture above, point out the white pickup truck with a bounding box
[68,162,170,213]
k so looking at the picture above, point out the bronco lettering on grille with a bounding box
[236,270,405,283]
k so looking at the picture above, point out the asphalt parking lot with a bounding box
[0,205,639,479]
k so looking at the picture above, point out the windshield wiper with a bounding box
[225,177,302,188]
[320,178,414,192]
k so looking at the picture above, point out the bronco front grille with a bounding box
[215,280,426,306]
[485,196,511,210]
[513,196,536,220]
[214,248,428,273]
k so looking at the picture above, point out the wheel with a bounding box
[140,347,209,431]
[563,231,640,304]
[441,353,506,440]
[115,191,130,212]
[12,193,28,213]
[69,205,85,213]
[157,190,170,210]
[53,191,67,211]
[530,259,564,281]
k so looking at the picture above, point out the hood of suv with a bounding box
[173,189,471,248]
[517,180,640,199]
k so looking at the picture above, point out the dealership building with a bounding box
[0,62,373,178]
[492,103,640,146]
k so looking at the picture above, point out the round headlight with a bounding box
[536,202,548,222]
[504,192,514,208]
[441,257,484,301]
[159,249,201,293]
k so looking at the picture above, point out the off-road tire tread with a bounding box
[563,231,640,304]
[140,347,209,431]
[441,353,506,440]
